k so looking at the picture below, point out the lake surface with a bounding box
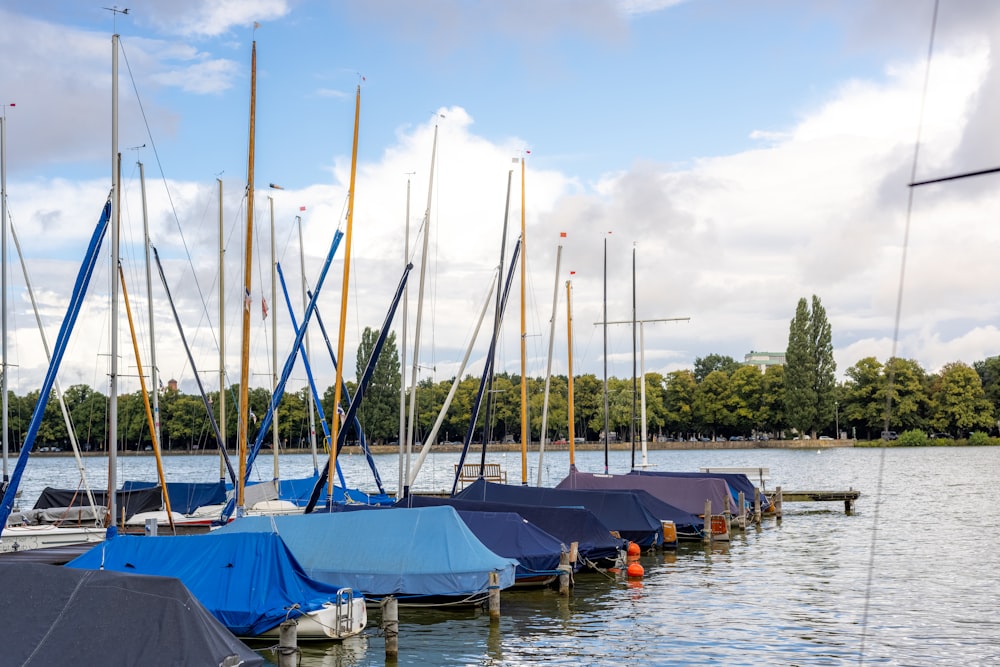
[8,446,999,666]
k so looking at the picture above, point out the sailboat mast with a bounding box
[631,244,637,469]
[405,124,437,498]
[139,162,161,451]
[398,175,411,496]
[537,243,561,486]
[329,84,361,502]
[1,105,8,486]
[217,178,226,481]
[298,215,318,474]
[566,279,576,471]
[602,236,609,475]
[519,155,528,484]
[109,32,120,525]
[269,196,279,480]
[237,40,257,513]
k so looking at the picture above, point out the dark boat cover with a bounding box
[67,530,352,637]
[214,506,518,601]
[396,494,624,566]
[0,561,263,666]
[121,480,227,514]
[557,469,738,516]
[318,502,566,579]
[454,478,664,548]
[33,485,162,523]
[627,470,756,504]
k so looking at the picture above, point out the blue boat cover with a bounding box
[627,470,756,504]
[396,494,624,566]
[0,562,263,666]
[455,478,663,548]
[214,506,518,600]
[558,469,738,516]
[317,503,566,579]
[121,480,227,514]
[237,475,394,506]
[455,510,565,577]
[67,531,352,636]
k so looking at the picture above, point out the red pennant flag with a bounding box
[299,206,306,211]
[559,232,567,238]
[570,271,576,275]
[261,298,269,320]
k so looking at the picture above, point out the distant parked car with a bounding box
[929,433,953,439]
[729,435,745,441]
[881,431,898,440]
[819,436,833,440]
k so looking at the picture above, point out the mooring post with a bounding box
[488,571,501,620]
[382,596,399,659]
[753,487,762,525]
[703,499,712,543]
[737,491,746,530]
[558,549,572,596]
[775,485,783,522]
[277,619,298,667]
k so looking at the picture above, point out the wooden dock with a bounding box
[776,487,860,515]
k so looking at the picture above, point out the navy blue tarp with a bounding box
[396,494,624,567]
[214,506,518,601]
[33,486,162,523]
[121,480,227,514]
[627,470,756,504]
[67,531,351,636]
[557,469,738,516]
[454,478,664,548]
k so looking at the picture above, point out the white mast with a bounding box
[398,174,412,496]
[269,195,279,480]
[139,162,160,452]
[404,125,437,498]
[109,29,121,526]
[1,103,8,486]
[537,244,562,486]
[297,215,318,474]
[217,178,226,480]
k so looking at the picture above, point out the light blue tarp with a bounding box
[66,530,351,636]
[214,506,518,601]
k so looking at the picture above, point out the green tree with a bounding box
[784,295,836,437]
[973,356,1000,419]
[692,369,732,436]
[354,327,402,444]
[759,364,785,435]
[663,370,696,436]
[843,357,884,438]
[928,362,995,435]
[727,365,763,435]
[693,354,741,383]
[881,357,928,433]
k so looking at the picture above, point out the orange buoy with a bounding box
[626,562,644,578]
[627,542,641,558]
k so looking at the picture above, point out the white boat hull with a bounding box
[0,525,106,554]
[258,593,367,641]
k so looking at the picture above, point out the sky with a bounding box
[1,0,1000,401]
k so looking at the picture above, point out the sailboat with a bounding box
[0,44,113,558]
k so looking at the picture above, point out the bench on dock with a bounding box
[700,467,770,490]
[454,463,507,489]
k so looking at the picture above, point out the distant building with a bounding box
[744,350,785,371]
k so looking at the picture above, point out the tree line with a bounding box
[9,297,999,451]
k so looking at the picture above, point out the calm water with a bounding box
[8,446,999,666]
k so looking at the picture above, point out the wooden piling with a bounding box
[488,571,500,620]
[382,596,399,659]
[753,487,762,525]
[703,499,712,543]
[558,550,572,596]
[775,485,783,522]
[737,491,746,530]
[277,619,298,667]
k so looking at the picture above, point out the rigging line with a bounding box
[119,38,218,364]
[858,1,940,664]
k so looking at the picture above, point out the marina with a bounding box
[5,445,998,665]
